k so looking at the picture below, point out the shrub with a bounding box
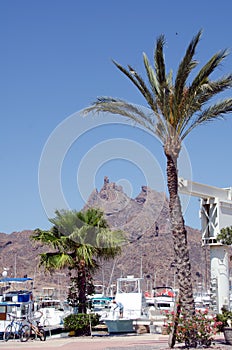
[63,313,100,336]
[163,309,221,344]
[215,307,232,332]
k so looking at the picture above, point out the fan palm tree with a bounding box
[83,30,232,322]
[31,208,125,313]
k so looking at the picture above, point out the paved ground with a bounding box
[0,333,230,350]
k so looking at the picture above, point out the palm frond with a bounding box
[189,49,229,96]
[155,120,168,142]
[181,98,232,139]
[154,35,172,117]
[32,228,62,247]
[39,252,73,270]
[80,208,108,228]
[195,74,232,105]
[113,60,158,112]
[112,60,143,92]
[96,228,126,249]
[176,75,232,138]
[75,244,98,267]
[83,97,159,133]
[68,225,90,245]
[143,52,160,97]
[174,30,202,106]
[196,98,232,123]
[154,34,166,87]
[166,69,173,87]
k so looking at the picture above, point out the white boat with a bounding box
[34,287,71,327]
[101,275,146,333]
[145,286,175,310]
[87,284,114,316]
[88,295,113,316]
[0,276,34,336]
[194,291,211,311]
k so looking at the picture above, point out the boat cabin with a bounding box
[0,277,34,334]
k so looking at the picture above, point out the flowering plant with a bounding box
[163,308,222,344]
[215,307,232,332]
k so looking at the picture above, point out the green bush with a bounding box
[215,308,232,332]
[63,313,100,336]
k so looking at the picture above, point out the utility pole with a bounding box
[14,253,17,278]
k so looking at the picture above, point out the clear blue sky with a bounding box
[1,0,232,234]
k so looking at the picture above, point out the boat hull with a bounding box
[104,319,135,334]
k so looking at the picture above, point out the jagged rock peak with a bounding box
[141,185,148,193]
[135,185,149,204]
[84,176,131,214]
[104,176,109,185]
[101,176,123,192]
[99,176,126,203]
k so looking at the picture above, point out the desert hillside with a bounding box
[0,176,220,299]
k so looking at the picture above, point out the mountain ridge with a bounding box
[0,176,218,298]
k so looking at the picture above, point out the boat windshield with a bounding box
[40,300,64,310]
[117,278,142,293]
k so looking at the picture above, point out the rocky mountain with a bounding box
[85,176,169,239]
[84,176,211,290]
[0,230,70,297]
[1,176,222,298]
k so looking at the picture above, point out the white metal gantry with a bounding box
[178,177,232,313]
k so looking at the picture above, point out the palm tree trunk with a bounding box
[165,150,195,347]
[78,264,87,314]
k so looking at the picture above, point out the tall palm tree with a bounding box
[84,31,232,321]
[31,208,125,313]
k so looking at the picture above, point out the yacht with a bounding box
[0,276,34,336]
[145,286,175,310]
[100,275,146,333]
[34,287,71,326]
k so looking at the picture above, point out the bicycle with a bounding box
[27,311,46,341]
[3,313,30,342]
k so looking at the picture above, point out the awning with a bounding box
[0,302,20,306]
[0,277,33,283]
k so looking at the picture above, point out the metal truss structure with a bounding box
[178,177,232,312]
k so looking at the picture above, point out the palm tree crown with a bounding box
[85,30,232,156]
[31,208,125,313]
